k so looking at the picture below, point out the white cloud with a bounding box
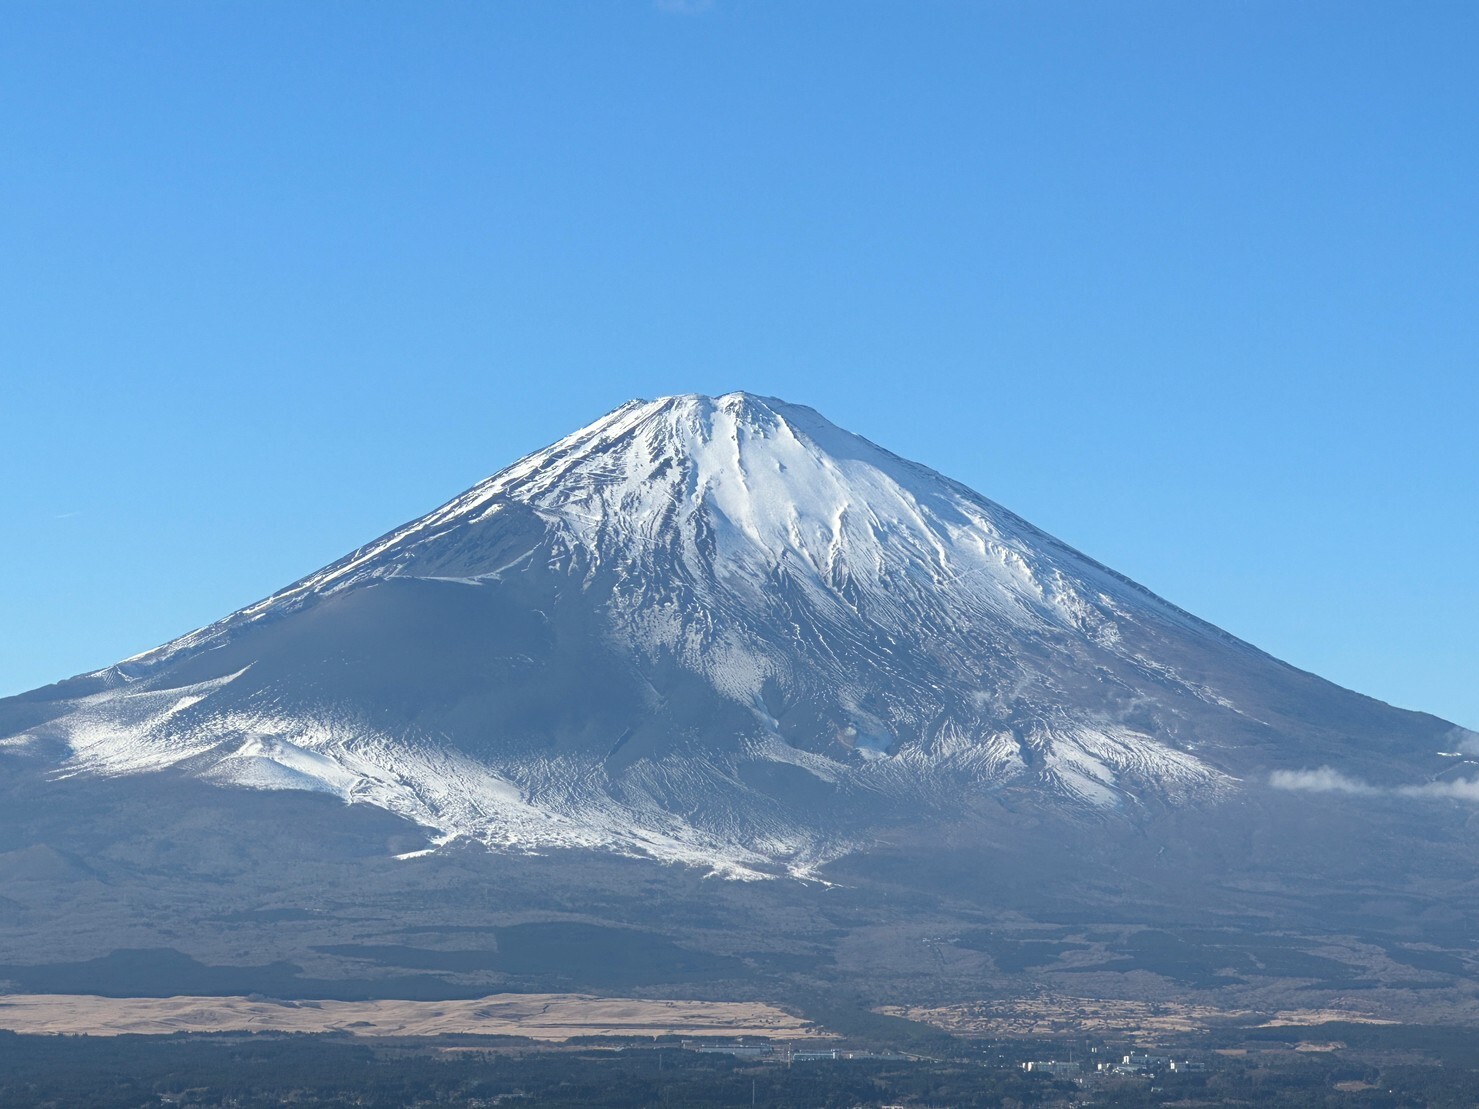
[1450,727,1479,756]
[1399,778,1479,801]
[1272,761,1479,804]
[1270,767,1377,795]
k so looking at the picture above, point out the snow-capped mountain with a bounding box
[2,393,1464,879]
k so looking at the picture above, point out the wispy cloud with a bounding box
[654,0,715,14]
[1270,767,1377,795]
[52,511,82,520]
[1399,778,1479,801]
[1271,762,1479,802]
[1451,727,1479,756]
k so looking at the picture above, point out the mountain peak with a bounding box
[637,390,806,415]
[565,392,865,469]
[549,392,857,471]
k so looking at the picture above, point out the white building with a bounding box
[1022,1060,1082,1076]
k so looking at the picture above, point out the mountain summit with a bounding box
[2,393,1465,879]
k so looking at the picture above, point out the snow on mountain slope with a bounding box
[3,393,1457,878]
[135,393,1228,662]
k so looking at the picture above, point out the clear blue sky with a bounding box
[3,2,1475,727]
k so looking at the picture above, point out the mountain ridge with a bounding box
[109,392,1255,676]
[2,392,1468,882]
